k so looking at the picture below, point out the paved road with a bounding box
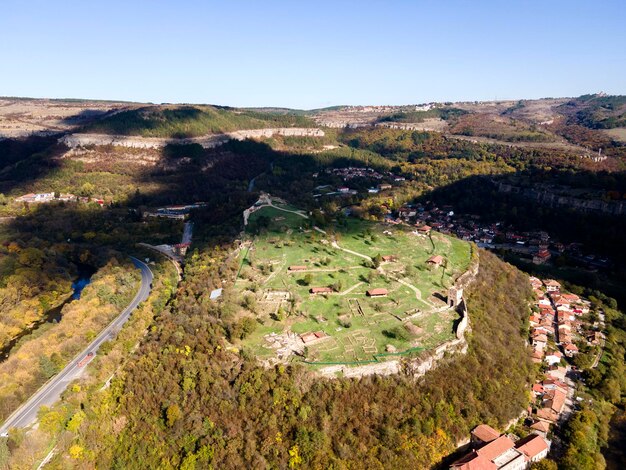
[0,257,153,436]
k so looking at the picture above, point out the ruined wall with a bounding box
[59,127,325,150]
[404,247,479,377]
[319,248,480,379]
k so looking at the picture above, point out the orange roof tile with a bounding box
[476,436,515,461]
[515,434,549,459]
[471,424,500,443]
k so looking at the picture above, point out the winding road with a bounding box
[0,257,153,436]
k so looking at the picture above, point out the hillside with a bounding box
[51,242,532,469]
[81,105,316,138]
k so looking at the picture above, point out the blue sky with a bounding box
[1,0,624,108]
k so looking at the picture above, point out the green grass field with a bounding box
[235,203,471,365]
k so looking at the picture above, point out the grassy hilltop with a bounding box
[234,200,471,366]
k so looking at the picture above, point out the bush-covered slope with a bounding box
[66,247,532,469]
[83,105,316,138]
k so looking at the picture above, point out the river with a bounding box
[0,264,96,362]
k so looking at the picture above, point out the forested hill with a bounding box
[69,248,533,469]
[81,105,316,138]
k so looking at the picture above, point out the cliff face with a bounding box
[496,180,626,216]
[59,127,325,150]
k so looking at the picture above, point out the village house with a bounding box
[531,383,545,398]
[470,424,500,446]
[536,407,559,424]
[560,293,581,304]
[533,249,551,265]
[451,426,550,470]
[563,343,579,356]
[544,389,567,415]
[531,333,548,351]
[531,350,544,364]
[546,366,567,382]
[544,351,563,366]
[515,434,549,464]
[530,420,551,436]
[15,192,55,203]
[544,280,561,292]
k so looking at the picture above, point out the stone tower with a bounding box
[448,286,463,308]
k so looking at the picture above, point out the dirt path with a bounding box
[267,202,309,219]
[339,282,364,296]
[331,241,372,262]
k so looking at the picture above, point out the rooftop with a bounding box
[471,424,500,444]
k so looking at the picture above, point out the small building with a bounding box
[378,184,392,191]
[544,351,563,366]
[536,407,559,423]
[310,287,333,295]
[533,249,551,265]
[530,420,551,436]
[416,224,432,234]
[288,265,308,271]
[453,425,550,470]
[515,434,550,464]
[366,288,388,297]
[427,255,444,267]
[381,255,398,262]
[470,424,499,446]
[563,343,579,356]
[532,383,545,397]
[544,280,561,292]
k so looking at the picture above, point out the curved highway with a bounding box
[0,257,153,435]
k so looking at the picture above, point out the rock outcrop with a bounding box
[59,127,325,150]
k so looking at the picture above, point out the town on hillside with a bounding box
[526,277,605,437]
[14,192,104,206]
[391,201,612,271]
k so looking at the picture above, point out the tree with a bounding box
[288,445,302,468]
[372,254,382,268]
[303,274,313,286]
[166,404,182,427]
[530,460,558,470]
[66,410,86,432]
[18,247,45,268]
[80,182,96,197]
[68,444,84,460]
